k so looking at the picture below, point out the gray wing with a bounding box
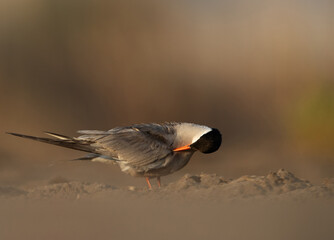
[77,123,176,168]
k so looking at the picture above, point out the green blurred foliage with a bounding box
[287,83,334,156]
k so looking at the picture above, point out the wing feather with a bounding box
[90,124,176,168]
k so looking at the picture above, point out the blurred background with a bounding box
[1,0,333,187]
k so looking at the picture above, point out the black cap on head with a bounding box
[190,128,222,154]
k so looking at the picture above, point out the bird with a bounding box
[7,122,222,189]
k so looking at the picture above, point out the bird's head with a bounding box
[190,128,222,153]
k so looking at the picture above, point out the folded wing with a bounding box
[78,123,176,168]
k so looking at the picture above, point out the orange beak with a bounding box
[173,144,191,152]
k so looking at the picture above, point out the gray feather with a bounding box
[7,132,96,153]
[7,123,193,174]
[82,123,176,169]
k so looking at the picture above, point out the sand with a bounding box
[0,169,333,240]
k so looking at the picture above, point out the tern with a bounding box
[7,122,222,189]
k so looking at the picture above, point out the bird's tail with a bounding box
[6,132,96,153]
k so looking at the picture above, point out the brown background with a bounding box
[1,0,333,188]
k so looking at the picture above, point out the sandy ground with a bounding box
[1,169,333,240]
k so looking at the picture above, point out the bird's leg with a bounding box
[157,176,161,188]
[145,177,152,189]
